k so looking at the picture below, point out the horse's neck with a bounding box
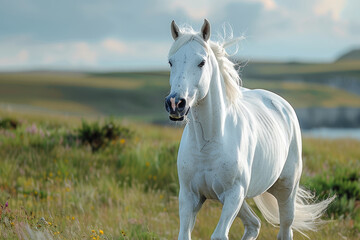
[188,62,227,148]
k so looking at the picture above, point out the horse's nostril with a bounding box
[177,98,186,111]
[165,97,171,112]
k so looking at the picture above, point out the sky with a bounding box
[0,0,359,71]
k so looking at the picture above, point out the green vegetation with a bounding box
[1,64,360,124]
[337,49,360,62]
[0,112,359,239]
[0,117,20,130]
[244,79,360,108]
[77,119,133,152]
[303,162,360,230]
[242,60,360,79]
[0,64,359,239]
[0,72,170,122]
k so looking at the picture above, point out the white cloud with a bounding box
[39,42,97,66]
[0,0,359,70]
[71,42,97,64]
[256,0,276,10]
[0,50,29,66]
[102,38,127,54]
[0,37,171,70]
[165,0,276,21]
[313,0,346,20]
[166,0,211,20]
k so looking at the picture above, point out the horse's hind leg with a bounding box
[237,201,261,240]
[268,136,302,240]
[269,182,298,240]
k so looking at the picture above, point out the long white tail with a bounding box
[253,187,335,237]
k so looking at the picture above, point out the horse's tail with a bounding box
[253,187,335,238]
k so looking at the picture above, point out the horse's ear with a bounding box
[171,20,180,40]
[201,19,210,42]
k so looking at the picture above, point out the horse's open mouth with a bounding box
[169,116,184,121]
[169,108,190,121]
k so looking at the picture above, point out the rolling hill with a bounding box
[1,60,360,125]
[336,48,360,62]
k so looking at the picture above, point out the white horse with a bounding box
[165,19,334,240]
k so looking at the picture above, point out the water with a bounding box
[302,128,360,140]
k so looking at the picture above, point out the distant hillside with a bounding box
[337,48,360,61]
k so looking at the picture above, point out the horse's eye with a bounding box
[168,61,173,67]
[198,60,205,68]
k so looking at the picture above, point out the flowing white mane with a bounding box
[168,26,243,106]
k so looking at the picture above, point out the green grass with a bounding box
[0,72,170,121]
[1,68,360,123]
[0,66,359,239]
[242,60,360,78]
[0,112,359,239]
[244,79,360,108]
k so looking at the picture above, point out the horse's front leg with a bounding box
[178,188,204,240]
[211,186,245,240]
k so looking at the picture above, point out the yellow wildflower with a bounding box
[120,138,126,144]
[71,216,75,220]
[99,229,104,235]
[145,161,150,167]
[91,230,95,233]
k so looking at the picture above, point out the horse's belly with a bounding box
[247,146,288,198]
[247,169,282,198]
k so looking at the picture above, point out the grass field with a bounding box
[0,72,171,122]
[1,67,360,124]
[241,60,360,79]
[0,63,360,239]
[0,110,359,239]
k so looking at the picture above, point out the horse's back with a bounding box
[240,88,301,197]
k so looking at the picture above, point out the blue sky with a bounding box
[0,0,359,71]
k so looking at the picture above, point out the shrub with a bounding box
[302,161,360,230]
[0,117,20,130]
[77,119,133,152]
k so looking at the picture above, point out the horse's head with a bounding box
[165,19,212,121]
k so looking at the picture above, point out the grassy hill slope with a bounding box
[0,72,170,122]
[337,49,360,62]
[1,66,360,123]
[241,60,360,81]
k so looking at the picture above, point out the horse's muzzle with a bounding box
[165,93,190,121]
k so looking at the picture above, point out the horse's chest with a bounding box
[178,141,241,200]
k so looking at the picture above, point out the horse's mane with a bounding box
[168,25,243,106]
